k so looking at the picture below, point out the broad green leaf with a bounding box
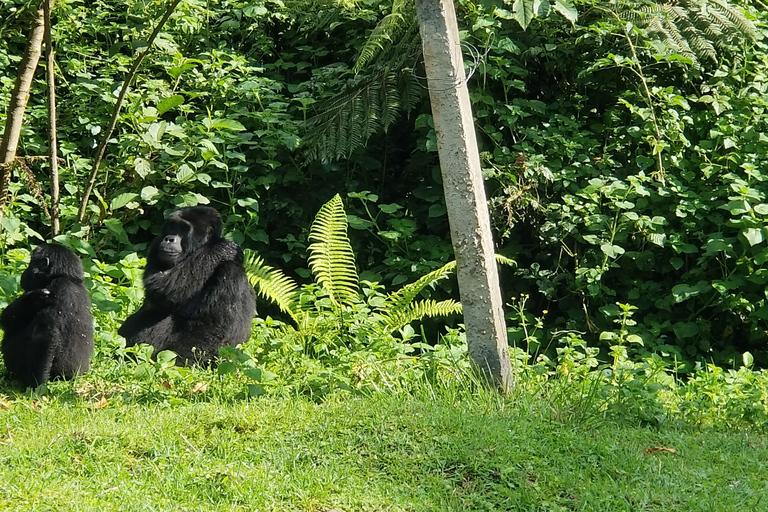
[673,321,698,339]
[378,203,402,213]
[723,199,750,215]
[156,95,184,116]
[742,227,764,246]
[553,0,578,23]
[156,350,177,364]
[140,186,160,202]
[670,257,684,270]
[743,352,754,367]
[347,214,373,230]
[672,281,709,303]
[110,192,139,210]
[134,157,152,178]
[104,218,129,244]
[600,244,625,258]
[210,118,246,131]
[512,0,535,29]
[176,164,195,183]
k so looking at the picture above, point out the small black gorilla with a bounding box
[0,243,94,387]
[119,206,256,365]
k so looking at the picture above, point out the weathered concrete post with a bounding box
[415,0,513,391]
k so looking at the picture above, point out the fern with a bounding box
[382,299,463,333]
[308,194,359,308]
[386,261,457,313]
[243,251,300,324]
[622,0,757,68]
[303,20,422,162]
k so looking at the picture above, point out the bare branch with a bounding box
[76,0,184,223]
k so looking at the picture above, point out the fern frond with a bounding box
[304,21,422,162]
[386,261,457,313]
[304,67,422,162]
[353,0,414,73]
[354,13,406,73]
[620,0,756,68]
[495,254,518,268]
[243,250,301,324]
[308,194,359,307]
[382,299,463,333]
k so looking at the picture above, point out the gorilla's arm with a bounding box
[144,239,241,308]
[0,288,51,335]
[174,260,254,326]
[118,301,168,338]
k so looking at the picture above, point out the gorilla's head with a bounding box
[21,243,84,291]
[153,206,224,268]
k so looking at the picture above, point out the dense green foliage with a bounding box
[0,0,767,379]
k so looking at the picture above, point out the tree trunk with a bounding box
[415,0,513,391]
[0,3,46,227]
[44,0,60,236]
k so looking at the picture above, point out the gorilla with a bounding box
[119,206,256,365]
[0,243,94,387]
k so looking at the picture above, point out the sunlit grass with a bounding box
[0,383,766,511]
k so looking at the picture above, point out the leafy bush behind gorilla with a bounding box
[119,206,256,364]
[0,243,94,387]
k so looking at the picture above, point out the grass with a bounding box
[0,387,766,511]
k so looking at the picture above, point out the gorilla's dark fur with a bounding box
[119,206,256,364]
[0,243,94,387]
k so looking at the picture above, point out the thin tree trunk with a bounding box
[0,2,46,227]
[77,0,183,223]
[45,0,60,236]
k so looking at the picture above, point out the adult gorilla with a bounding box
[119,206,256,364]
[1,243,94,387]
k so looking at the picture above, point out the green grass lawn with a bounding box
[0,390,766,511]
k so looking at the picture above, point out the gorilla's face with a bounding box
[156,219,191,267]
[153,206,223,269]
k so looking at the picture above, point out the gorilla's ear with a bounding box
[44,257,50,268]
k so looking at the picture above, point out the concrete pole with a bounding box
[415,0,513,391]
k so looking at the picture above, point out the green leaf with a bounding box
[723,199,750,215]
[104,218,129,244]
[672,281,709,303]
[673,321,699,339]
[742,228,764,246]
[209,118,246,131]
[308,194,359,307]
[512,0,535,29]
[156,95,184,116]
[600,244,625,258]
[156,350,177,364]
[553,0,577,24]
[134,157,152,178]
[140,186,161,202]
[110,193,139,210]
[670,257,684,270]
[176,164,195,183]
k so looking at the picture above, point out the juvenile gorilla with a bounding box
[119,206,256,364]
[0,243,94,387]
